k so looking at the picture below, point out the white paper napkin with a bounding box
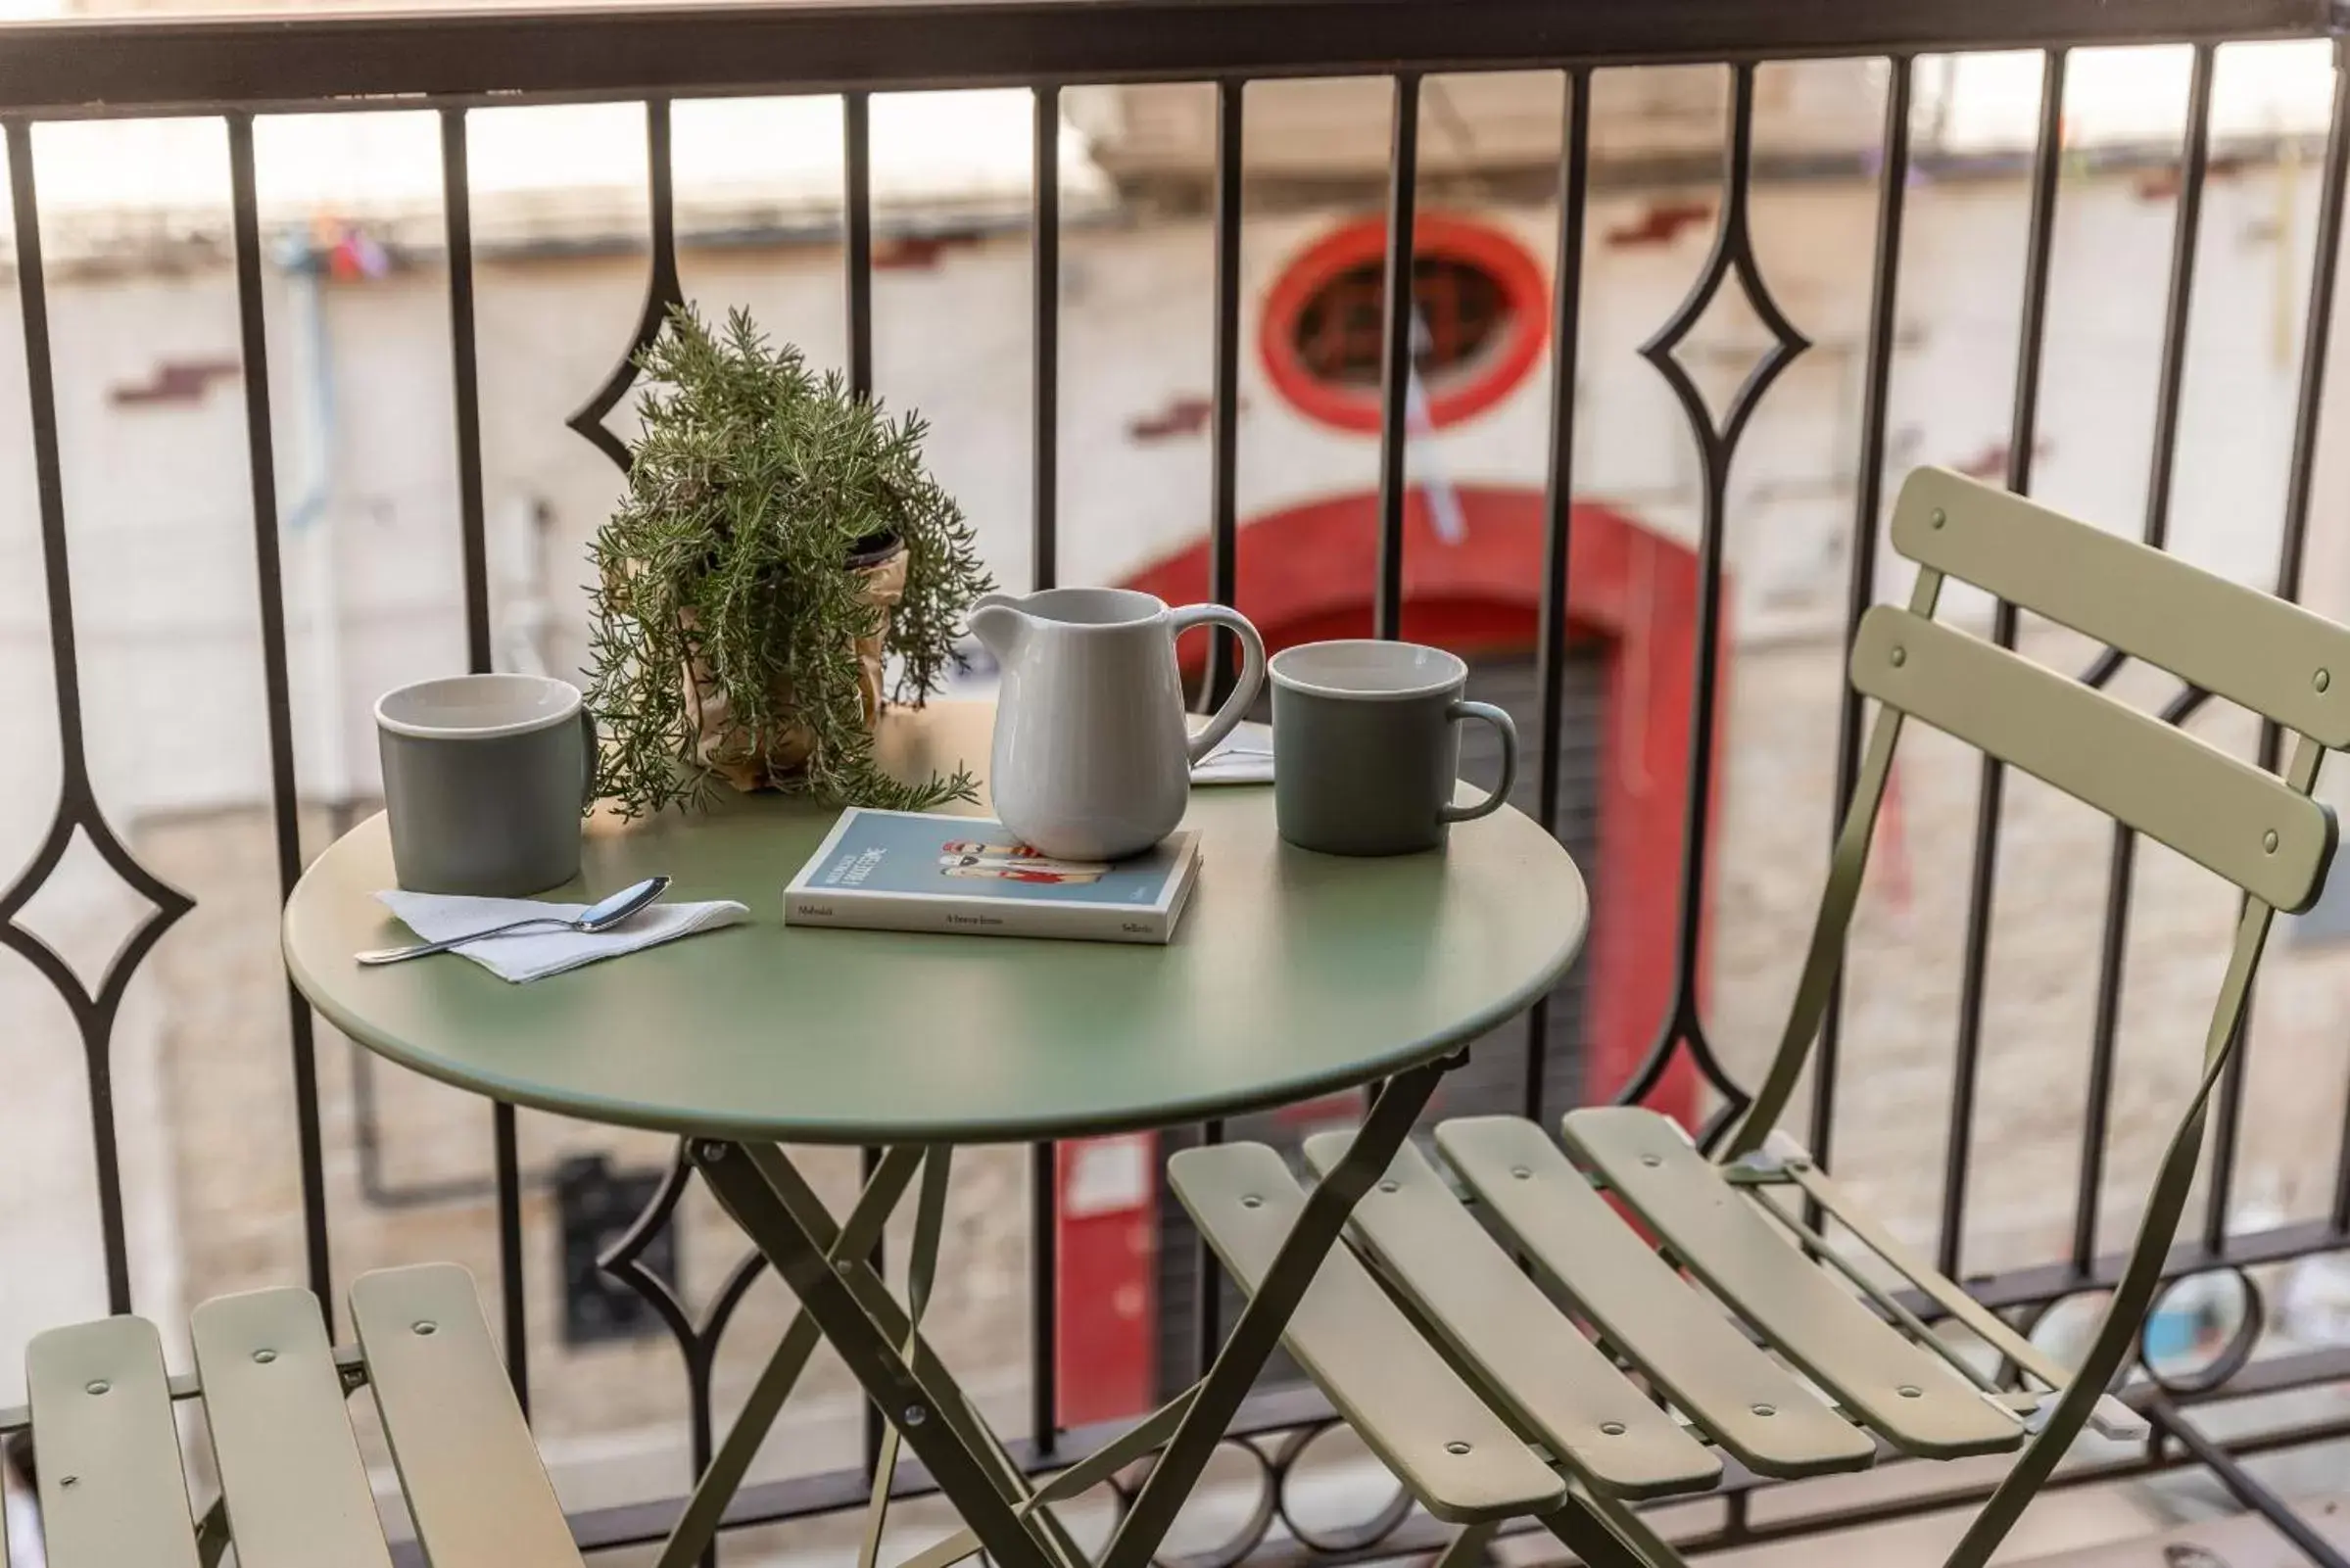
[374,889,750,983]
[1189,718,1273,785]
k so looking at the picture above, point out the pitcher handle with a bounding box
[1170,604,1268,765]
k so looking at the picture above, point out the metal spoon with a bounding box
[357,876,672,966]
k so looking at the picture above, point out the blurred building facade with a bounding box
[5,50,2350,1527]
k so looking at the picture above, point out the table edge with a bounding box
[281,861,1590,1145]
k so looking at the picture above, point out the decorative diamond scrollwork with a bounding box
[566,97,687,474]
[0,815,190,1027]
[0,665,198,1320]
[1615,64,1811,1141]
[6,115,198,1313]
[558,95,761,1492]
[597,1140,769,1472]
[1636,70,1812,479]
[0,793,192,1316]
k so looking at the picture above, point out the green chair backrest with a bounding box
[1729,465,2347,1157]
[1890,467,2350,748]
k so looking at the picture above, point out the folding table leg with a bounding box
[654,1146,927,1568]
[860,1147,953,1568]
[733,1144,1092,1568]
[693,1139,1063,1568]
[894,1390,1201,1568]
[1097,1058,1451,1568]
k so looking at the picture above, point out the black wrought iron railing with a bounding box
[4,1,2350,1563]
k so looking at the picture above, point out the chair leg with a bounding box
[1539,1490,1680,1568]
[194,1495,230,1568]
[894,1391,1200,1568]
[1944,828,2288,1567]
[1432,1520,1500,1568]
[1942,1077,2224,1565]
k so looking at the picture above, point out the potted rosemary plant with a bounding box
[584,306,991,815]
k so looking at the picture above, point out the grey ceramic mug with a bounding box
[1271,641,1517,856]
[375,674,598,895]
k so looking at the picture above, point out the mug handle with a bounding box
[1169,604,1268,765]
[1438,700,1518,824]
[578,704,601,811]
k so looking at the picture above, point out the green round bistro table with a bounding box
[282,698,1589,1568]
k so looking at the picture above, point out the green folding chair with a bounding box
[1174,465,2348,1568]
[1,1264,581,1568]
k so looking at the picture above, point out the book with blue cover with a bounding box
[784,808,1200,943]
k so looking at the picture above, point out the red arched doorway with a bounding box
[1051,486,1715,1425]
[1123,484,1711,1124]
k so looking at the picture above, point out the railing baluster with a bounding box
[6,119,121,1307]
[1616,62,1807,1126]
[1808,58,1913,1193]
[1522,68,1592,1124]
[2075,42,2214,1272]
[554,98,695,1442]
[1373,72,1421,643]
[1033,83,1061,596]
[1031,79,1062,1452]
[1192,76,1248,1375]
[2135,46,2214,563]
[438,99,531,1411]
[1941,46,2067,1281]
[2298,47,2350,1239]
[1655,77,1743,1128]
[490,1074,527,1407]
[226,112,334,1320]
[444,109,493,677]
[845,91,874,401]
[1031,1142,1057,1449]
[1204,77,1245,710]
[2261,39,2350,1248]
[1361,71,1423,1117]
[843,85,888,1487]
[0,118,199,1317]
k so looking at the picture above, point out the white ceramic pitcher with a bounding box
[970,588,1266,859]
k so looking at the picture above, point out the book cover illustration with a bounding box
[785,808,1198,942]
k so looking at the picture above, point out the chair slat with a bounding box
[1167,1143,1568,1524]
[1562,1109,2022,1460]
[190,1288,393,1568]
[1854,607,2334,913]
[1299,1132,1721,1500]
[24,1316,201,1568]
[1894,466,2350,746]
[350,1265,582,1568]
[1437,1117,1876,1479]
[1769,1141,2146,1443]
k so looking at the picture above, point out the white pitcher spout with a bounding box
[969,594,1029,663]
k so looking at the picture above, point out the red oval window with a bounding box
[1260,214,1549,436]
